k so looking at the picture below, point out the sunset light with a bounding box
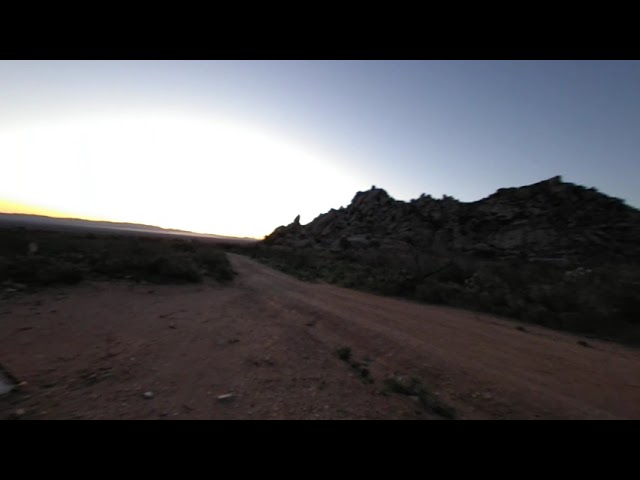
[0,112,361,238]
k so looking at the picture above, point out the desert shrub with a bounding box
[0,231,31,256]
[5,255,84,285]
[171,239,196,253]
[336,346,352,362]
[196,250,235,282]
[336,347,374,384]
[0,228,240,287]
[355,365,374,384]
[415,280,462,305]
[138,255,203,283]
[38,260,84,285]
[383,376,415,396]
[384,376,457,419]
[5,255,48,284]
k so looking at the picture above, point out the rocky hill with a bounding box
[255,176,640,344]
[265,175,640,264]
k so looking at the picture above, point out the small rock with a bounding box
[168,323,176,329]
[217,393,235,402]
[15,408,26,417]
[482,392,493,400]
[143,391,155,399]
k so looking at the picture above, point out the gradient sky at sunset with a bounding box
[1,60,639,238]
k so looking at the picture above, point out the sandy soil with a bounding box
[2,253,639,420]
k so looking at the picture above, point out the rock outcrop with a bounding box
[264,176,640,266]
[258,177,640,343]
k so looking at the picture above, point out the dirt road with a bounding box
[2,253,639,419]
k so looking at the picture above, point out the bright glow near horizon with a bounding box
[0,113,362,238]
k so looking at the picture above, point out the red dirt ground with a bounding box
[2,253,639,420]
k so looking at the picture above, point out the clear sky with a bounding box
[1,60,638,238]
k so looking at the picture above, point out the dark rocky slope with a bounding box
[266,176,638,263]
[255,176,640,344]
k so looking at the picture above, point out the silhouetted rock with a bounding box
[258,176,640,344]
[265,176,640,265]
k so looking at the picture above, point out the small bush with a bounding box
[384,376,457,419]
[143,255,203,283]
[355,365,374,384]
[4,256,84,285]
[336,347,374,384]
[196,250,235,282]
[383,376,414,396]
[336,346,352,362]
[347,360,374,384]
[171,240,196,253]
[38,261,84,285]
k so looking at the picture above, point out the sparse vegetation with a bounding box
[4,255,85,286]
[241,178,640,348]
[231,242,640,347]
[0,227,236,287]
[336,346,352,362]
[354,363,374,384]
[336,346,374,384]
[384,376,458,419]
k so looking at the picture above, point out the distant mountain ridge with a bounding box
[0,212,254,242]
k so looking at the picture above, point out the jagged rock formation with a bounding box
[264,176,640,266]
[258,176,640,343]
